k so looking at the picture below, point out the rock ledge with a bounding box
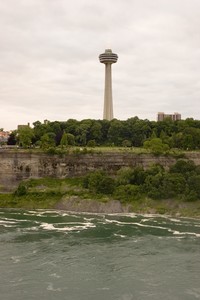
[55,197,132,213]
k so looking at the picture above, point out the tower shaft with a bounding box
[104,63,113,120]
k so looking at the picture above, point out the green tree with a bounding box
[41,133,56,149]
[17,126,34,148]
[171,132,184,149]
[169,160,196,176]
[76,119,93,146]
[129,118,152,146]
[143,138,169,154]
[116,167,134,185]
[87,140,96,147]
[66,133,75,146]
[130,167,147,185]
[107,119,125,146]
[122,139,132,147]
[14,183,28,196]
[187,175,200,198]
[90,121,102,143]
[143,172,164,199]
[161,173,186,198]
[64,119,79,136]
[114,184,141,201]
[155,118,176,137]
[32,120,51,143]
[146,164,165,176]
[160,130,173,147]
[117,167,147,186]
[7,131,17,145]
[60,132,68,148]
[84,171,115,195]
[99,119,110,144]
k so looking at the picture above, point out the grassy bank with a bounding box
[0,177,200,217]
[1,145,189,156]
[0,177,109,209]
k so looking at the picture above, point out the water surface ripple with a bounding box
[0,209,200,300]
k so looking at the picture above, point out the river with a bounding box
[0,209,200,300]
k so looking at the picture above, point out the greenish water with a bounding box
[0,209,200,300]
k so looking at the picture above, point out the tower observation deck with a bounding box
[99,49,118,120]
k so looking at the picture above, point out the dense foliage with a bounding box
[83,160,200,202]
[7,117,200,150]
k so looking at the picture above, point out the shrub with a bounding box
[87,140,96,147]
[187,175,200,197]
[83,171,115,195]
[130,167,147,185]
[161,173,186,198]
[114,184,141,202]
[45,147,57,155]
[146,164,165,176]
[116,167,134,185]
[169,160,196,175]
[122,139,132,147]
[144,138,170,155]
[14,183,28,196]
[184,190,198,202]
[143,173,164,199]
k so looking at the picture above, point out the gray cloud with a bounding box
[0,0,200,129]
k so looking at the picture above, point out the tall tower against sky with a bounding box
[99,49,118,120]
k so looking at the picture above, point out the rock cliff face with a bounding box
[0,150,199,191]
[55,197,132,213]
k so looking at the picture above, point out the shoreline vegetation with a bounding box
[0,158,200,218]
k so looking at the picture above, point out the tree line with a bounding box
[7,117,200,151]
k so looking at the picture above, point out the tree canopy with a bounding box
[8,117,200,151]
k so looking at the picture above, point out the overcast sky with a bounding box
[1,0,200,130]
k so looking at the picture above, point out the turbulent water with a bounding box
[0,209,200,300]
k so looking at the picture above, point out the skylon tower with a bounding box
[99,49,118,120]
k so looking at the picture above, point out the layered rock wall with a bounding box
[0,150,199,191]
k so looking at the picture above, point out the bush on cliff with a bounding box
[114,184,141,202]
[115,161,200,202]
[14,183,28,196]
[83,171,115,195]
[143,138,170,155]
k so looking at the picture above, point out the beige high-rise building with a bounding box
[99,49,118,120]
[157,112,181,121]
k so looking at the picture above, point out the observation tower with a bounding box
[99,49,118,120]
